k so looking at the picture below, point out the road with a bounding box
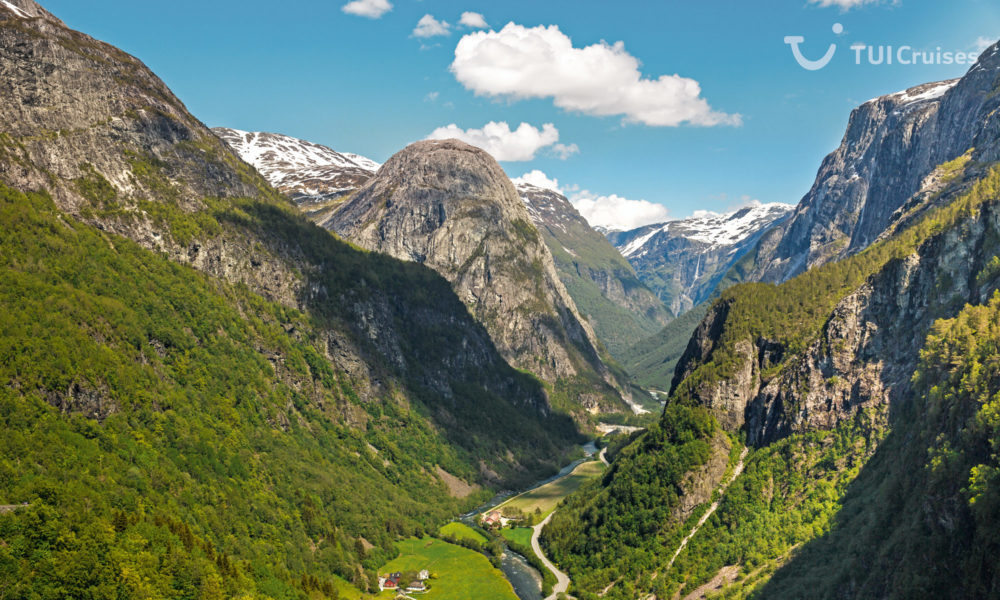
[531,511,571,600]
[664,447,749,572]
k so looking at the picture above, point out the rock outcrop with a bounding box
[674,184,1000,447]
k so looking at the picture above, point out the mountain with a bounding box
[514,181,671,359]
[542,44,1000,599]
[213,129,670,372]
[212,127,377,220]
[746,69,1000,283]
[607,203,793,316]
[325,139,635,417]
[0,2,582,596]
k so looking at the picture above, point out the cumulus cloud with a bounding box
[341,0,392,19]
[571,191,671,231]
[512,170,562,192]
[459,11,488,29]
[425,121,568,161]
[450,23,740,127]
[413,14,450,38]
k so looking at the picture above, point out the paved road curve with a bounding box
[531,512,571,600]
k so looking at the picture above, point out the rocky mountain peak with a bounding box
[0,0,54,20]
[328,138,631,414]
[743,41,1000,283]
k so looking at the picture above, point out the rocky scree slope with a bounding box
[327,139,633,416]
[515,181,671,359]
[608,203,793,316]
[0,2,581,596]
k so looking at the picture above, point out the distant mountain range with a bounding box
[606,203,793,315]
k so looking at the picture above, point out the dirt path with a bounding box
[665,447,749,572]
[531,511,571,600]
[598,447,609,466]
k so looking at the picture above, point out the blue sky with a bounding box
[42,0,1000,226]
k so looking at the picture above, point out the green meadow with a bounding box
[500,527,534,548]
[438,521,488,545]
[498,460,606,519]
[379,537,518,600]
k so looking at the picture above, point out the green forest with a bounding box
[0,180,577,599]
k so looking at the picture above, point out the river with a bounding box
[460,442,598,600]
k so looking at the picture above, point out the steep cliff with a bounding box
[516,181,671,359]
[327,139,633,416]
[748,44,1000,283]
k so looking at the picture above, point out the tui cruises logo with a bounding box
[785,24,981,71]
[785,23,843,71]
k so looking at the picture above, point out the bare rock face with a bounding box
[749,42,1000,283]
[674,197,1000,447]
[328,139,628,412]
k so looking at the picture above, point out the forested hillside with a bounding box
[0,3,582,597]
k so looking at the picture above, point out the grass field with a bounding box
[500,527,534,548]
[497,459,606,519]
[438,521,488,545]
[379,537,518,600]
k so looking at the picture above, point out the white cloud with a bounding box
[459,11,488,29]
[341,0,392,19]
[974,36,998,54]
[424,91,440,102]
[512,170,562,193]
[450,23,740,127]
[512,169,670,230]
[413,14,451,38]
[551,143,579,160]
[425,121,566,161]
[571,191,670,230]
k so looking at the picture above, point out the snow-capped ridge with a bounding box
[213,128,379,204]
[617,203,793,258]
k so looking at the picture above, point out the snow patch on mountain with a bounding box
[1,0,28,18]
[618,203,794,259]
[213,128,379,204]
